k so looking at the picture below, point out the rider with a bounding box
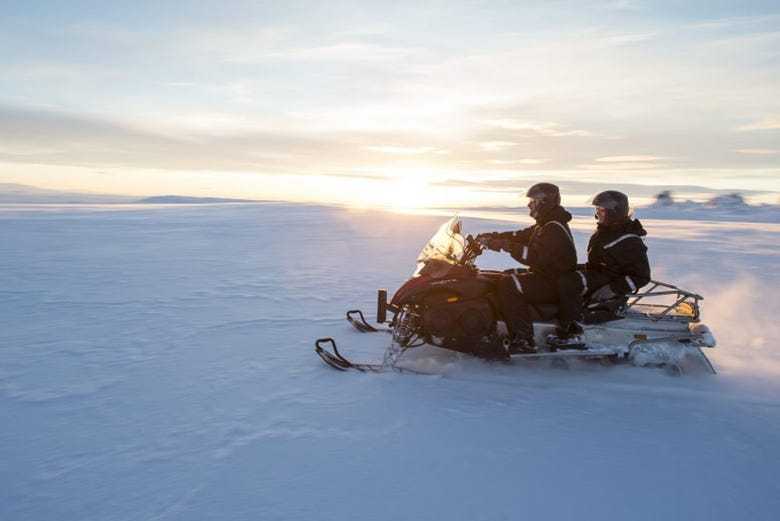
[477,183,577,353]
[548,190,651,347]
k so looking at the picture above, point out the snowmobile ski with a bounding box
[315,338,429,374]
[315,338,385,372]
[346,309,386,333]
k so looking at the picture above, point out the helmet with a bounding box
[592,190,629,225]
[525,182,561,219]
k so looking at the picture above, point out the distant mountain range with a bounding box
[0,184,261,204]
[137,195,260,204]
[1,184,776,223]
[0,183,135,203]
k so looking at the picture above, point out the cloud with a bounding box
[487,159,547,165]
[577,162,668,171]
[0,61,113,82]
[682,14,780,32]
[0,142,61,156]
[599,0,644,10]
[260,41,420,63]
[483,119,603,138]
[479,141,520,151]
[601,33,656,45]
[180,24,418,65]
[596,155,665,162]
[736,118,780,131]
[363,146,435,155]
[0,106,360,174]
[734,149,778,155]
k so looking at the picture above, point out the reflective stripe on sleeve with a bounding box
[604,234,641,249]
[511,274,524,293]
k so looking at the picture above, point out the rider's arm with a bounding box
[605,237,651,294]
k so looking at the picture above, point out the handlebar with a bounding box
[463,234,485,261]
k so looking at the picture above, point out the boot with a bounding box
[545,322,586,350]
[503,335,537,354]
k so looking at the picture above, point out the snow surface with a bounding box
[1,201,779,521]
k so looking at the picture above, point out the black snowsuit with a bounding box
[558,218,651,328]
[493,206,577,341]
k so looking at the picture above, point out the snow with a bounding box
[1,201,779,520]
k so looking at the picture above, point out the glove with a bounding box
[590,284,617,301]
[476,233,513,252]
[475,232,496,245]
[466,234,488,256]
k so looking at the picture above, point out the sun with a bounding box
[357,166,470,212]
[376,178,439,211]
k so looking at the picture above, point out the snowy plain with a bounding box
[1,200,779,521]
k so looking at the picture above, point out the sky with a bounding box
[0,0,779,208]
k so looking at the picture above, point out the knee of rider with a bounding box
[558,271,583,291]
[499,274,523,295]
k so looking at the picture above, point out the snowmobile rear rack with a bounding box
[622,280,703,322]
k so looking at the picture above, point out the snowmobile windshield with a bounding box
[413,216,466,277]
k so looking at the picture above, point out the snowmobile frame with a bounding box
[315,217,717,375]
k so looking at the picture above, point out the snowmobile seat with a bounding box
[583,295,628,324]
[529,297,628,325]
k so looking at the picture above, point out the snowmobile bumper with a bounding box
[376,288,399,324]
[377,289,387,324]
[690,323,717,347]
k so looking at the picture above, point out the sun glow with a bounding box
[372,178,441,211]
[346,166,479,211]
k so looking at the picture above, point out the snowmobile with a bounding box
[315,216,717,375]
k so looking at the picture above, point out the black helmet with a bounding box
[592,190,629,225]
[525,182,561,219]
